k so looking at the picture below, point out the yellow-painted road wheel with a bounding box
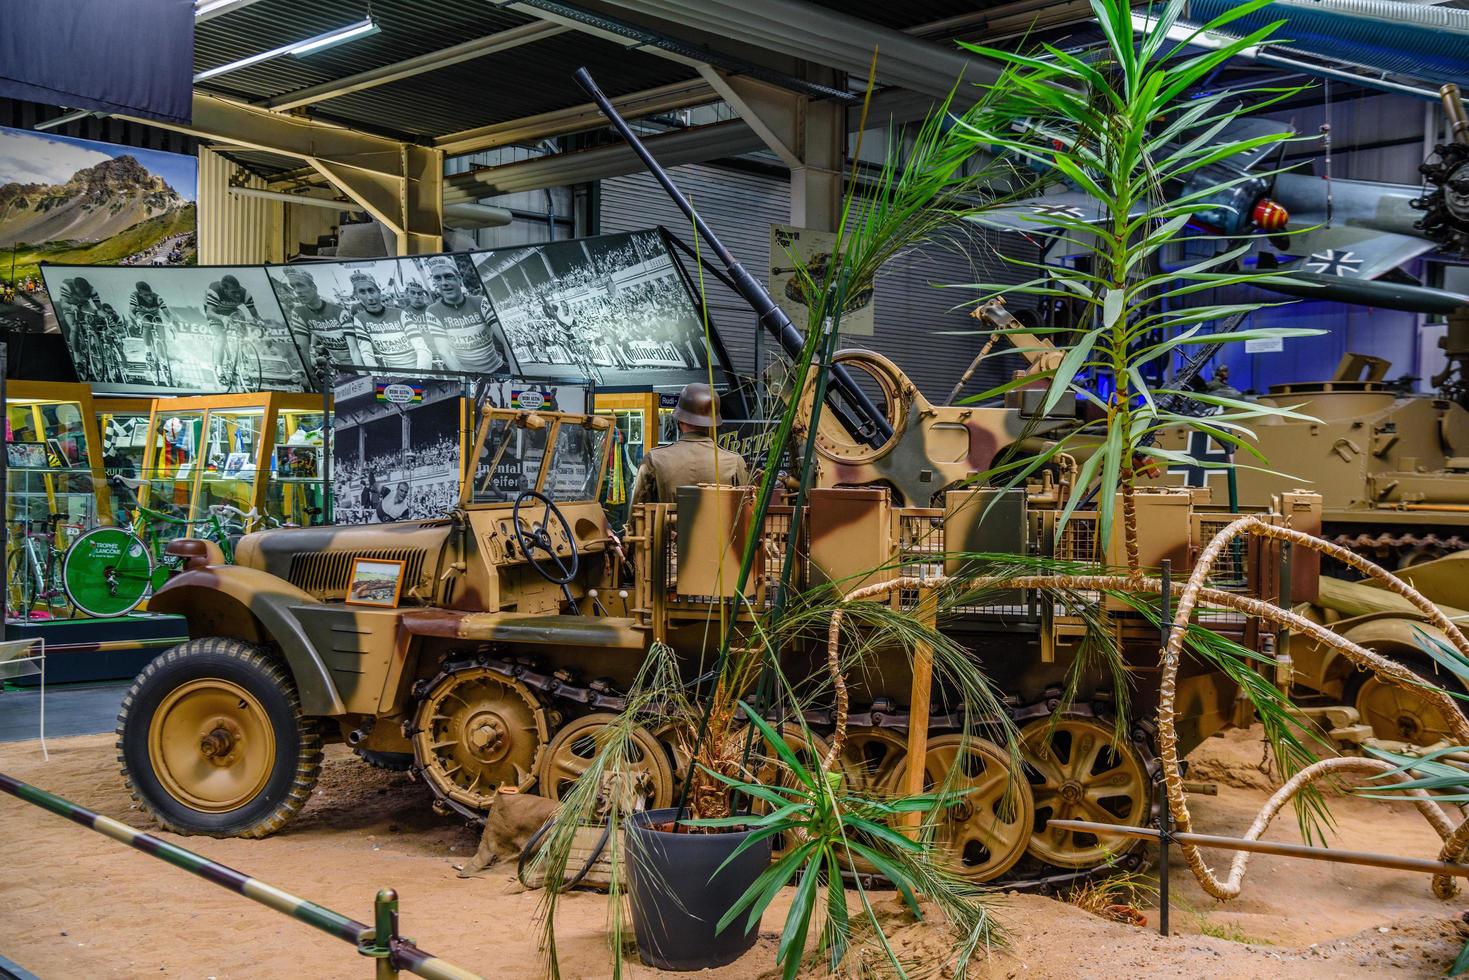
[1355,674,1461,747]
[148,678,276,812]
[412,666,548,812]
[1020,716,1149,868]
[537,713,675,811]
[118,637,322,838]
[897,734,1034,881]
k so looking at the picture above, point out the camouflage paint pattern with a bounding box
[0,771,483,980]
[792,349,1065,507]
[1146,357,1469,529]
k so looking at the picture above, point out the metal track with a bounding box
[405,655,1161,891]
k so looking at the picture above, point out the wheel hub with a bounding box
[147,678,276,812]
[1059,780,1083,805]
[199,718,243,765]
[412,666,549,813]
[465,713,509,760]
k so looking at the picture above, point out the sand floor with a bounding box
[1,725,1466,978]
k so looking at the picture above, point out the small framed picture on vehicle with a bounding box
[345,556,407,608]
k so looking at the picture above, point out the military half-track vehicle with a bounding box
[121,368,1314,887]
[1153,352,1469,567]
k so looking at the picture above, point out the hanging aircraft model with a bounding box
[969,103,1469,312]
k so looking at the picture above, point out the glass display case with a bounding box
[139,392,328,535]
[6,381,111,529]
[594,391,660,523]
[5,381,112,620]
[95,396,155,489]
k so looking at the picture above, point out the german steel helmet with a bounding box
[673,382,721,428]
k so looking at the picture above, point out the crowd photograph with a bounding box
[471,229,713,387]
[331,376,463,525]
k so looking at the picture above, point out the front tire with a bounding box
[117,637,322,837]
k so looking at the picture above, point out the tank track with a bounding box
[1329,531,1469,570]
[405,652,1161,892]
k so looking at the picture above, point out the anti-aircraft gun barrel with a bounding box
[572,67,893,449]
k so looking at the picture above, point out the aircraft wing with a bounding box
[968,191,1133,233]
[1269,226,1437,281]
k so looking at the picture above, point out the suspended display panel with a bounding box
[331,376,466,525]
[265,255,514,376]
[1,125,197,334]
[471,229,717,387]
[40,265,306,395]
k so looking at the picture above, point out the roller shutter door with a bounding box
[600,163,1028,402]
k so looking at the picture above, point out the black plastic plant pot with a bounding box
[626,807,771,971]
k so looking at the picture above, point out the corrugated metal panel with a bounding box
[600,164,1026,401]
[198,148,283,264]
[193,0,696,140]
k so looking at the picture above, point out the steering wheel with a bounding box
[511,490,580,586]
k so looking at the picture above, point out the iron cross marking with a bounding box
[1167,430,1232,488]
[1304,249,1362,276]
[1033,204,1087,220]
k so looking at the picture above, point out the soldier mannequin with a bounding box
[629,383,749,503]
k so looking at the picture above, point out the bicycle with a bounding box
[6,513,76,621]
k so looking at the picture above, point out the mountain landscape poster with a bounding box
[0,126,197,333]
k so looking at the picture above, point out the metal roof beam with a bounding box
[590,0,1004,96]
[259,21,567,112]
[442,118,763,200]
[121,93,443,252]
[434,78,716,156]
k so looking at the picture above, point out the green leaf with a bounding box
[845,840,924,917]
[739,702,819,791]
[1102,287,1125,330]
[1045,326,1102,415]
[716,838,818,935]
[843,814,926,853]
[1096,416,1124,550]
[778,864,821,980]
[1451,938,1469,975]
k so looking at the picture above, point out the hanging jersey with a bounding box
[289,299,354,362]
[427,296,505,373]
[355,306,426,369]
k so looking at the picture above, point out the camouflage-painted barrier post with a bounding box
[0,772,482,980]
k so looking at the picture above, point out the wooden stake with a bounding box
[901,586,939,835]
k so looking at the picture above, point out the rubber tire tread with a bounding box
[116,637,323,838]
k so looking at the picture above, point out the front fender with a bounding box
[150,566,345,715]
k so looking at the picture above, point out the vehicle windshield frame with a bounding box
[460,407,611,508]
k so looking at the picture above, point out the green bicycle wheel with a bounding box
[62,527,154,618]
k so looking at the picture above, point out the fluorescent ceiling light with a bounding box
[194,0,263,21]
[193,17,379,82]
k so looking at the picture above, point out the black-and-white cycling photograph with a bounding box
[471,230,714,387]
[331,375,464,525]
[267,256,514,377]
[41,264,305,394]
